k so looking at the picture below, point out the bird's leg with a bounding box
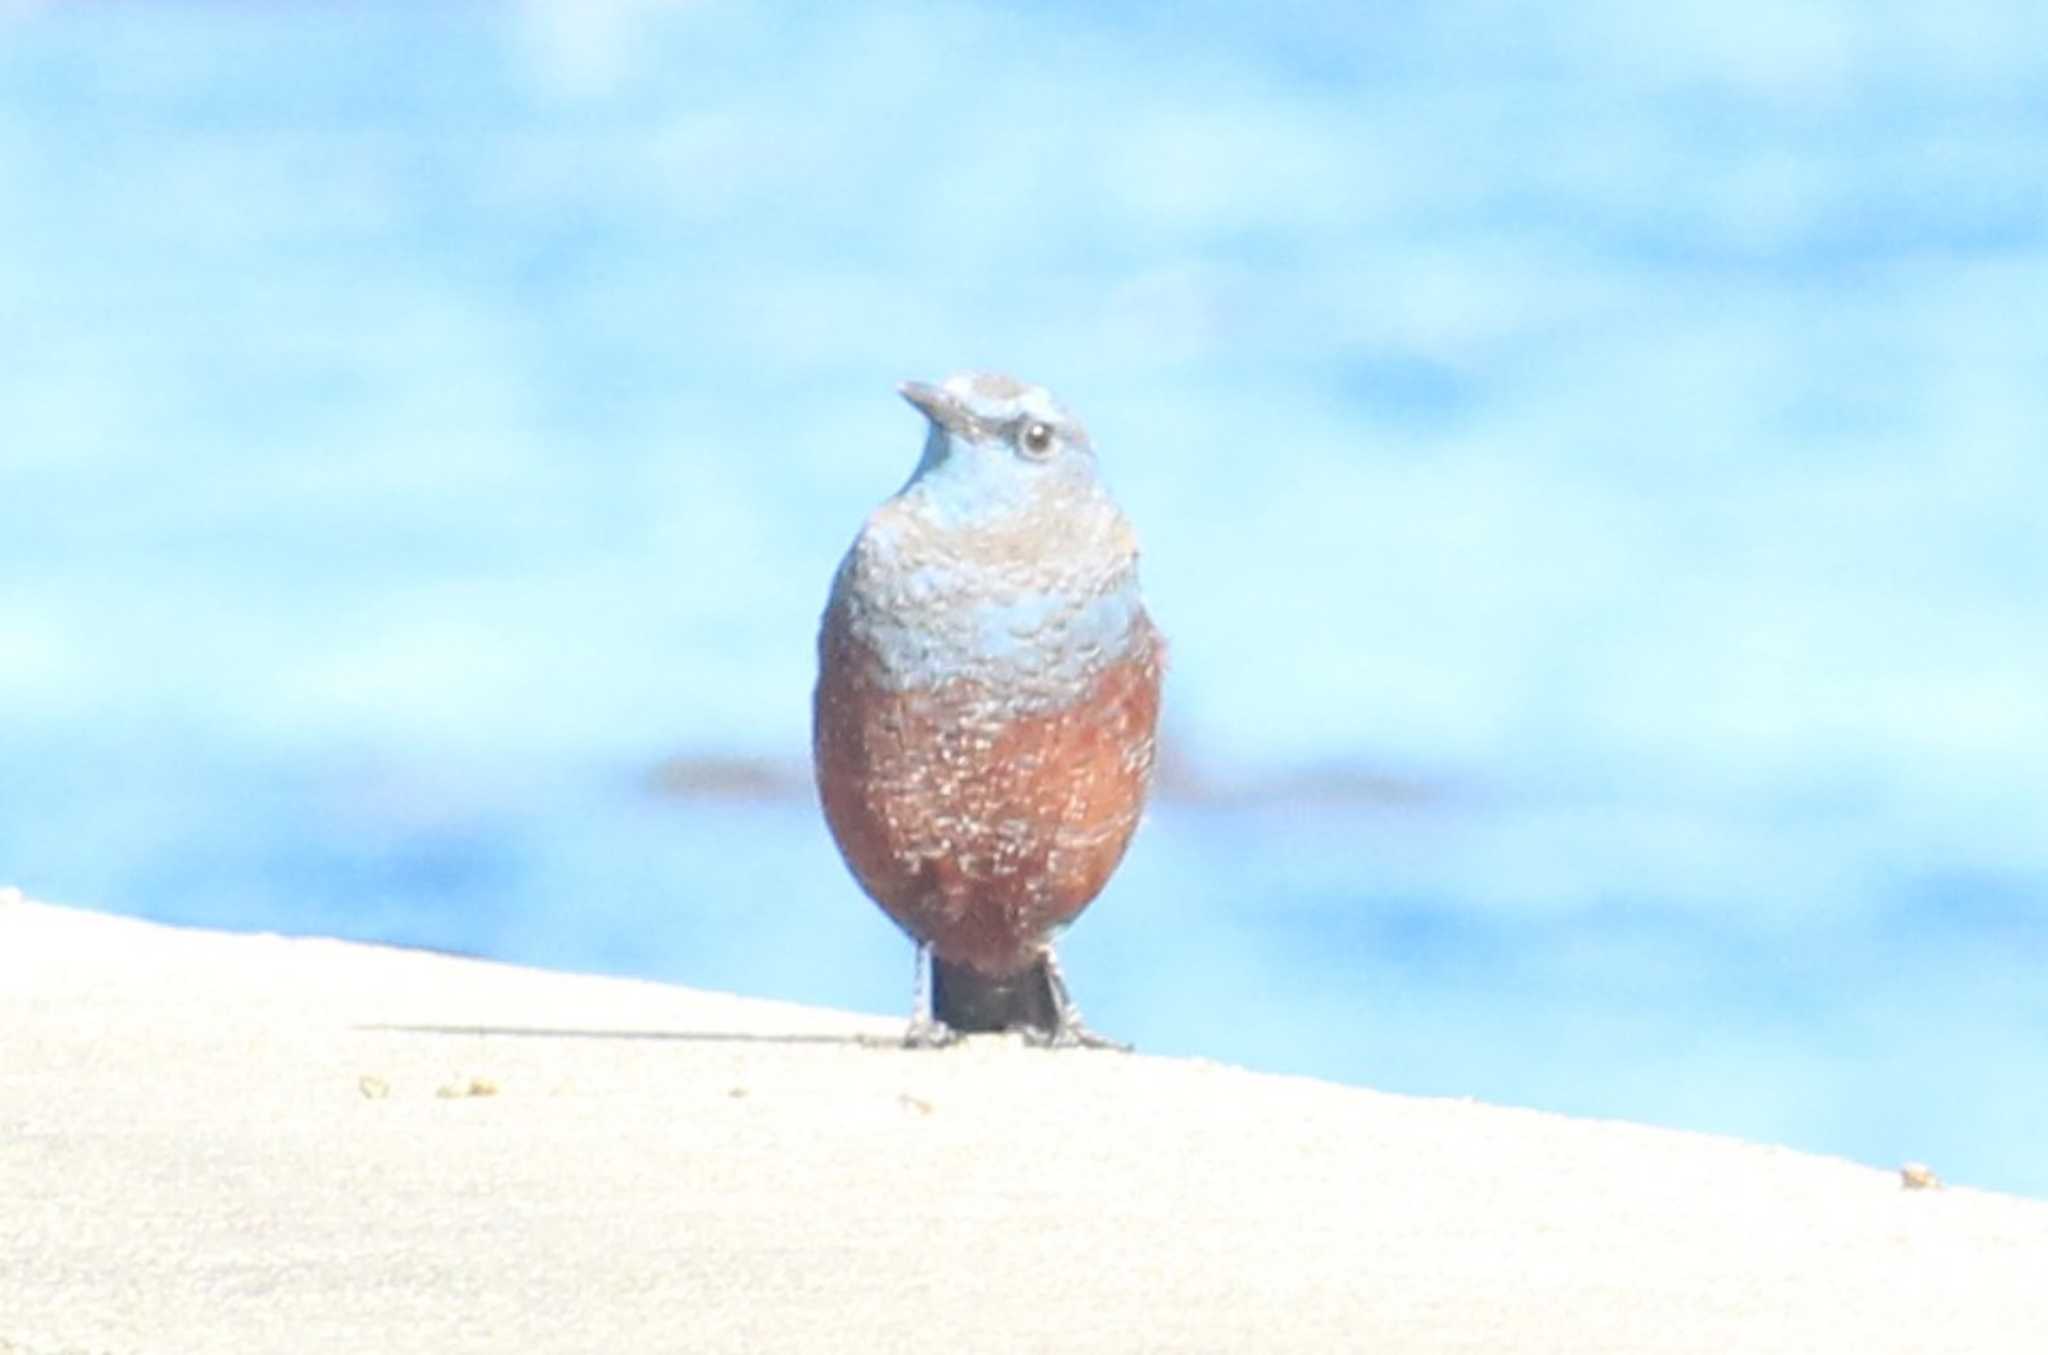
[902,940,960,1048]
[1029,947,1132,1051]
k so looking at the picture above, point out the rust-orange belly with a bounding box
[813,622,1163,977]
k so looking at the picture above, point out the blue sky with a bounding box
[6,2,2043,798]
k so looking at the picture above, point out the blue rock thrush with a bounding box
[813,372,1164,1047]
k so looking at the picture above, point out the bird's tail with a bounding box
[930,953,1061,1035]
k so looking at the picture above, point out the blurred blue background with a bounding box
[4,2,2045,1193]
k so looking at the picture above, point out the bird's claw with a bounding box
[1023,1021,1132,1052]
[901,1017,962,1049]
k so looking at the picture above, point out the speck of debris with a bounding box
[436,1077,499,1099]
[1900,1162,1942,1190]
[898,1093,935,1116]
[357,1075,391,1100]
[727,1086,750,1099]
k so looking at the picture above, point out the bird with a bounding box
[813,371,1164,1047]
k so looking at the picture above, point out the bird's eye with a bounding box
[1018,420,1056,457]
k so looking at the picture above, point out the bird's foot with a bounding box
[1022,1020,1132,1052]
[1033,948,1132,1051]
[901,1017,962,1049]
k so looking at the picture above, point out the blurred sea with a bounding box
[3,3,2045,1193]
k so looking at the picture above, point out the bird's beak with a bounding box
[899,380,965,434]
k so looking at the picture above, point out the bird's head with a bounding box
[896,371,1099,522]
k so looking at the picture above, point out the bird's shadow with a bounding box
[354,1022,901,1048]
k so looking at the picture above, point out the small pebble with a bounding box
[1900,1162,1942,1190]
[436,1077,499,1099]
